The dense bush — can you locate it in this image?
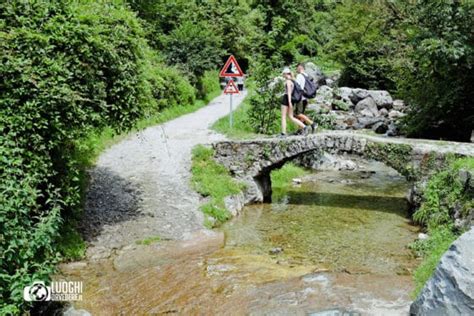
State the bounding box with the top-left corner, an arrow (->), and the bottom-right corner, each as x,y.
394,1 -> 474,141
0,1 -> 194,312
323,1 -> 473,141
246,61 -> 283,134
410,157 -> 473,295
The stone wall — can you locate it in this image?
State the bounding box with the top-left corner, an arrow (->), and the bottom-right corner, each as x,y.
213,131 -> 474,203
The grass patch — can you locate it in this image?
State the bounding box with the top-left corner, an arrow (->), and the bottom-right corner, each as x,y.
271,163 -> 309,190
191,145 -> 244,227
56,223 -> 86,261
212,91 -> 259,139
135,236 -> 161,245
59,87 -> 222,261
410,226 -> 457,296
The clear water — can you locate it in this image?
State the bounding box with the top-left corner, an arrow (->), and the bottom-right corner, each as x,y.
61,163 -> 420,315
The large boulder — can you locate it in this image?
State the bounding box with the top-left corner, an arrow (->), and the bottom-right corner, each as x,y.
334,87 -> 354,106
314,85 -> 333,106
305,62 -> 325,83
410,227 -> 474,316
356,116 -> 383,129
349,88 -> 370,104
368,90 -> 393,109
355,97 -> 379,117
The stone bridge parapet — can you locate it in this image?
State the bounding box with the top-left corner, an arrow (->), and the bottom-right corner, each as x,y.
213,131 -> 474,203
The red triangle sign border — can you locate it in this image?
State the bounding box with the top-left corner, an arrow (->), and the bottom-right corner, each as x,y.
224,79 -> 239,94
219,55 -> 244,77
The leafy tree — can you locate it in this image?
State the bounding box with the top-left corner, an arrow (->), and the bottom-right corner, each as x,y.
393,0 -> 474,141
324,1 -> 397,90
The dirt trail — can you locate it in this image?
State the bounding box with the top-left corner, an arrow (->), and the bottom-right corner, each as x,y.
80,92 -> 247,260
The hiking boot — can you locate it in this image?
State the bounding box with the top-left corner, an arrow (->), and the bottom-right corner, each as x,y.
311,122 -> 318,133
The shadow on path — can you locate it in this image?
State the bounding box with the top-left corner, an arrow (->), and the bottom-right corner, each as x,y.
79,166 -> 143,241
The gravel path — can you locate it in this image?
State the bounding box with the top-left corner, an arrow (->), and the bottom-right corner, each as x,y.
80,92 -> 247,260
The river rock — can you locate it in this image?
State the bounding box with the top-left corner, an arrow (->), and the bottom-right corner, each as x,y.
355,97 -> 379,117
372,121 -> 388,134
305,62 -> 325,83
410,227 -> 474,316
350,88 -> 370,104
379,108 -> 389,117
315,85 -> 333,106
270,247 -> 284,255
356,117 -> 383,129
368,90 -> 393,109
389,110 -> 404,119
334,87 -> 354,106
393,99 -> 406,111
386,122 -> 399,137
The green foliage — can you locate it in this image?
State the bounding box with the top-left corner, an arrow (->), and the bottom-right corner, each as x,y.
135,236 -> 161,246
212,95 -> 257,139
191,145 -> 244,226
161,20 -> 224,85
312,112 -> 336,129
0,1 -> 201,312
413,157 -> 474,227
394,1 -> 474,141
325,1 -> 396,90
271,163 -> 308,191
410,157 -> 473,296
199,70 -> 221,102
410,226 -> 457,296
246,61 -> 283,134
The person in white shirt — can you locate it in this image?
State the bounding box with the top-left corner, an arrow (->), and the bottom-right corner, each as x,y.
295,63 -> 317,133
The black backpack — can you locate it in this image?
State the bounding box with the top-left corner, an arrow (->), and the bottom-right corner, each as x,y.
302,74 -> 317,99
291,79 -> 303,103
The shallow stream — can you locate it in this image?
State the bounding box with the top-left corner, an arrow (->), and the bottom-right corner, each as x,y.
61,161 -> 420,315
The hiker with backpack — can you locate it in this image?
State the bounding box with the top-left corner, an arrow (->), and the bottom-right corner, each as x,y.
295,63 -> 318,133
280,67 -> 309,136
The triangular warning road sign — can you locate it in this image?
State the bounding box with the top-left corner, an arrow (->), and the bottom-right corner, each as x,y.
224,79 -> 239,94
219,55 -> 244,77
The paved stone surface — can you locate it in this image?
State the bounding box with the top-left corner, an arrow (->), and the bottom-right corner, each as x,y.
80,92 -> 247,260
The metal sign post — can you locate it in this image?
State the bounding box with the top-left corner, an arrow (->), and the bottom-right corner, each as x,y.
219,55 -> 244,130
223,79 -> 239,128
229,94 -> 233,128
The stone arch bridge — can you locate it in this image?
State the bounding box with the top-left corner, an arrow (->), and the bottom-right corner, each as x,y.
212,131 -> 474,203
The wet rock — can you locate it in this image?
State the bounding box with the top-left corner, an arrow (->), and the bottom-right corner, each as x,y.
355,97 -> 379,117
410,227 -> 474,316
270,247 -> 284,255
292,178 -> 302,184
64,306 -> 92,316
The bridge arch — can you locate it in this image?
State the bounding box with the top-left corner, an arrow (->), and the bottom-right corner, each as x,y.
213,131 -> 473,203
